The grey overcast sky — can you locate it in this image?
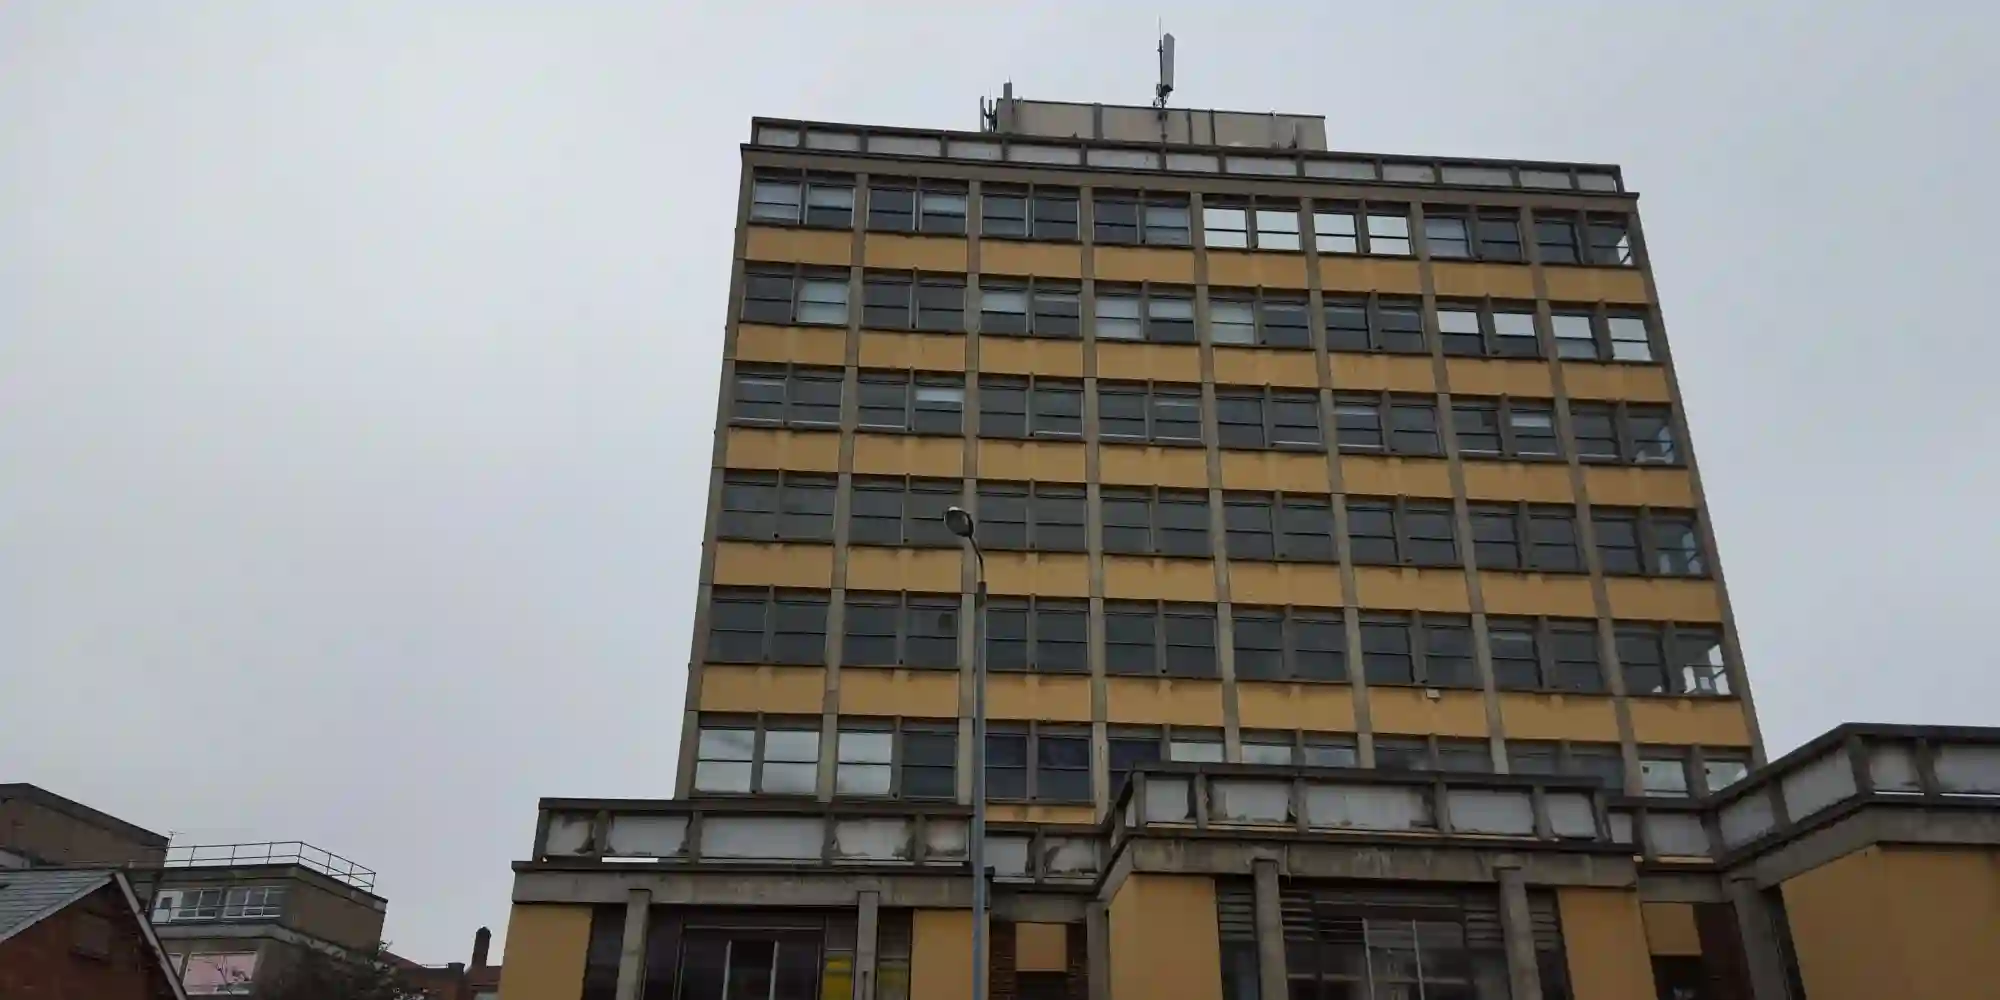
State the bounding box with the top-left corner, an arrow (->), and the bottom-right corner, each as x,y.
3,1 -> 1995,964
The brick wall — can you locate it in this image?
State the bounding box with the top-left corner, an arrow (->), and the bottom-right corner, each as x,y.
0,884 -> 177,1000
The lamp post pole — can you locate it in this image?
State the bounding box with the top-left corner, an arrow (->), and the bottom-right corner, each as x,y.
945,506 -> 988,1000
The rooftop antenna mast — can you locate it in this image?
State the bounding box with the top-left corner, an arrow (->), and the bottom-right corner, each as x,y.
1153,30 -> 1175,109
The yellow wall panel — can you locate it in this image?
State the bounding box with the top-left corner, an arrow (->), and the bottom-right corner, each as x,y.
734,324 -> 847,366
839,666 -> 959,717
1562,363 -> 1672,402
982,241 -> 1083,279
725,427 -> 841,473
1640,902 -> 1702,957
1445,358 -> 1554,398
497,903 -> 592,1000
984,552 -> 1091,598
1370,687 -> 1488,737
1431,262 -> 1535,299
1235,682 -> 1357,731
1319,256 -> 1422,294
863,234 -> 967,272
1354,567 -> 1469,611
1582,465 -> 1696,507
1479,572 -> 1597,617
744,226 -> 852,266
1330,353 -> 1435,392
1096,341 -> 1202,382
1100,444 -> 1211,488
1014,922 -> 1069,973
846,546 -> 963,592
1498,692 -> 1620,741
1106,677 -> 1226,725
1104,555 -> 1216,601
986,803 -> 1096,824
987,673 -> 1092,722
1219,450 -> 1329,492
1230,562 -> 1343,607
1461,461 -> 1573,503
1543,266 -> 1651,305
1108,875 -> 1223,1000
1783,846 -> 2000,1000
978,439 -> 1087,482
1557,888 -> 1657,1000
858,331 -> 967,371
980,336 -> 1085,377
699,665 -> 826,714
1629,698 -> 1753,747
1605,577 -> 1722,622
1095,246 -> 1195,283
1212,347 -> 1322,388
910,910 -> 974,1000
1340,456 -> 1454,498
1206,250 -> 1309,289
713,542 -> 834,588
854,433 -> 962,477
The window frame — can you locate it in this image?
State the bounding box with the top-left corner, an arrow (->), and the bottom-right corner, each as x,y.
1222,491 -> 1338,563
718,470 -> 839,543
841,591 -> 963,669
1103,600 -> 1219,678
847,476 -> 964,549
1356,611 -> 1481,688
692,715 -> 824,796
749,169 -> 857,229
706,587 -> 829,666
1333,392 -> 1442,456
1485,615 -> 1610,694
1310,200 -> 1413,256
1568,401 -> 1682,466
977,374 -> 1085,440
1466,501 -> 1583,573
1215,386 -> 1324,451
1098,381 -> 1206,446
1202,195 -> 1304,252
854,369 -> 965,435
1099,486 -> 1212,558
985,595 -> 1091,674
1092,189 -> 1192,247
1323,294 -> 1427,354
860,271 -> 966,333
1423,205 -> 1523,262
974,480 -> 1088,553
1434,299 -> 1544,359
977,277 -> 1082,339
1207,287 -> 1313,349
986,722 -> 1095,803
1229,605 -> 1349,682
740,264 -> 852,327
729,363 -> 845,429
979,183 -> 1080,242
866,177 -> 968,235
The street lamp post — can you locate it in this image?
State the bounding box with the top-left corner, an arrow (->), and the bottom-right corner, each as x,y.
944,506 -> 988,1000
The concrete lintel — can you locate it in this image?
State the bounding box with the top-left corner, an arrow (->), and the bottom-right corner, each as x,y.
1634,870 -> 1727,904
1737,803 -> 2000,888
1120,837 -> 1639,889
512,870 -> 974,909
992,891 -> 1091,924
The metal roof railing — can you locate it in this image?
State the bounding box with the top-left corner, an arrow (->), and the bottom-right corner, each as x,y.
163,841 -> 375,891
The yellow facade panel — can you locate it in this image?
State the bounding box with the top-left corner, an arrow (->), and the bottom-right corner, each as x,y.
979,336 -> 1085,377
1431,262 -> 1535,299
725,427 -> 841,473
1557,888 -> 1658,1000
1330,352 -> 1436,392
978,439 -> 1087,482
1605,577 -> 1723,622
1445,358 -> 1555,398
1582,465 -> 1696,507
984,552 -> 1091,598
1782,846 -> 2000,1000
734,323 -> 847,366
1640,902 -> 1703,957
1319,256 -> 1423,294
857,331 -> 967,371
1096,341 -> 1203,382
1543,265 -> 1651,305
1108,875 -> 1223,1000
1562,363 -> 1673,402
1498,692 -> 1621,741
1212,347 -> 1322,388
910,910 -> 974,1000
1353,566 -> 1470,611
862,233 -> 967,272
1095,246 -> 1195,283
1629,697 -> 1754,747
1230,562 -> 1343,607
1461,461 -> 1574,503
1479,572 -> 1597,618
1340,456 -> 1454,498
845,546 -> 962,593
744,225 -> 852,266
1235,682 -> 1357,731
1106,677 -> 1226,725
1205,250 -> 1310,289
1015,922 -> 1069,973
496,903 -> 593,1000
981,240 -> 1083,279
986,673 -> 1092,722
838,666 -> 959,717
854,433 -> 962,477
986,803 -> 1096,824
713,541 -> 834,588
1219,450 -> 1329,492
1104,555 -> 1216,601
1370,687 -> 1489,737
1100,444 -> 1211,488
699,665 -> 827,714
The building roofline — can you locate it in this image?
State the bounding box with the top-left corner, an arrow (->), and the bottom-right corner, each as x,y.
0,783 -> 169,849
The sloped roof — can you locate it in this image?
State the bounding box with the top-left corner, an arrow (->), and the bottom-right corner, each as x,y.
0,868 -> 113,943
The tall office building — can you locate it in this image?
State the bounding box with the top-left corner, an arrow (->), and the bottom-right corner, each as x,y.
497,95 -> 2000,1000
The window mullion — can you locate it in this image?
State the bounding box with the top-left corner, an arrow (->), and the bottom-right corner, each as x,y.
1536,617 -> 1556,690
1410,611 -> 1430,685
1153,603 -> 1168,678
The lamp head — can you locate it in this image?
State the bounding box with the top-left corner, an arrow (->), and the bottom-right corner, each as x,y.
944,506 -> 976,540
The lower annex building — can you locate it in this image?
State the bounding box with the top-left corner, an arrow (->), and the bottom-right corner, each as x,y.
494,95 -> 2000,1000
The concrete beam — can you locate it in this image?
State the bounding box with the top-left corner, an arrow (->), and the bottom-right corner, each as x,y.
1119,837 -> 1639,888
1495,863 -> 1543,1000
613,889 -> 650,1000
1251,860 -> 1286,1000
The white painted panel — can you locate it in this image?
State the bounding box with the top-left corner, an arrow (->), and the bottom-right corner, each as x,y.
1780,750 -> 1856,820
1935,744 -> 2000,794
544,814 -> 594,856
1210,779 -> 1291,825
833,818 -> 913,862
1305,784 -> 1434,831
702,817 -> 822,861
605,815 -> 688,858
1446,790 -> 1535,835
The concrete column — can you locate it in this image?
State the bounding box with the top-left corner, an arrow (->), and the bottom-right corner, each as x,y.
856,890 -> 881,1000
1085,902 -> 1110,1000
1494,863 -> 1543,1000
1252,859 -> 1288,1000
614,888 -> 652,1000
1727,876 -> 1792,1000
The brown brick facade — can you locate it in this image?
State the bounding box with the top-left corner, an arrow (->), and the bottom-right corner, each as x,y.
0,884 -> 178,1000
